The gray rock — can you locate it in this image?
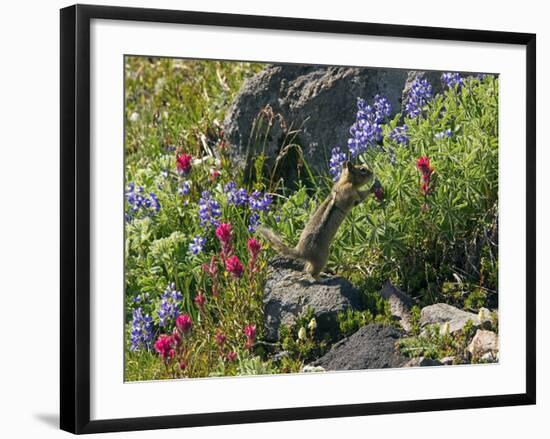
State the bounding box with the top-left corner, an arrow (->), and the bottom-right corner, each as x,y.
263,256 -> 362,341
379,281 -> 414,332
313,324 -> 408,370
477,307 -> 494,330
404,356 -> 442,367
480,352 -> 498,363
301,365 -> 326,373
420,303 -> 480,334
224,64 -> 409,180
467,329 -> 499,359
440,356 -> 455,366
271,350 -> 290,362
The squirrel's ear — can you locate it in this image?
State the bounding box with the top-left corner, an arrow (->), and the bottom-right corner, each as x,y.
345,160 -> 353,171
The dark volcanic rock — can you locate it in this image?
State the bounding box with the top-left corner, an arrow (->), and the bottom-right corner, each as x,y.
223,64 -> 409,180
404,356 -> 442,367
312,324 -> 408,370
263,256 -> 362,341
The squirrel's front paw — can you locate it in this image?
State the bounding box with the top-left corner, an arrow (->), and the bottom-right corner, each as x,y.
370,179 -> 382,192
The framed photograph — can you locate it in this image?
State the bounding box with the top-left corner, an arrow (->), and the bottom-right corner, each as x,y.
60,4 -> 536,434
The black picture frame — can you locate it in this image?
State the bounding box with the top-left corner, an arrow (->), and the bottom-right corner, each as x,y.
60,4 -> 536,434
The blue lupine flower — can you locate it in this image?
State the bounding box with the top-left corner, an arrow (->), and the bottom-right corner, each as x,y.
329,147 -> 347,181
179,180 -> 191,195
163,144 -> 177,153
248,212 -> 261,233
435,128 -> 453,140
373,95 -> 392,123
157,283 -> 182,327
441,72 -> 464,89
248,191 -> 273,212
189,235 -> 206,255
198,191 -> 221,228
130,307 -> 154,351
224,181 -> 237,192
125,183 -> 161,221
388,124 -> 409,146
245,190 -> 272,233
133,292 -> 150,304
347,95 -> 390,158
149,192 -> 161,212
224,181 -> 249,206
404,77 -> 433,118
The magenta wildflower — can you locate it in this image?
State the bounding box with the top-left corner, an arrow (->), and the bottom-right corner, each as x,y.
215,331 -> 227,347
243,324 -> 257,349
194,292 -> 206,311
176,153 -> 192,175
247,237 -> 262,272
176,313 -> 193,334
154,334 -> 176,362
216,223 -> 233,257
225,255 -> 244,279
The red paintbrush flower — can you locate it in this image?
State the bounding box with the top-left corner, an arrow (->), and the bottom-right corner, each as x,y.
243,324 -> 257,350
247,237 -> 262,272
215,331 -> 227,347
154,334 -> 176,362
176,153 -> 192,175
194,292 -> 206,311
175,313 -> 193,334
416,156 -> 430,172
225,255 -> 244,279
247,238 -> 261,259
215,223 -> 233,247
416,156 -> 434,196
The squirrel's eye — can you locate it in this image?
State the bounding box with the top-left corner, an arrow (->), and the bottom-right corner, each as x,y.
360,168 -> 368,175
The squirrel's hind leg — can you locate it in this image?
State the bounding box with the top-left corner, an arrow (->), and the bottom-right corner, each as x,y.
304,261 -> 323,282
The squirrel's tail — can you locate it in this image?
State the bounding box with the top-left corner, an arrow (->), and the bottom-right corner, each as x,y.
257,226 -> 302,259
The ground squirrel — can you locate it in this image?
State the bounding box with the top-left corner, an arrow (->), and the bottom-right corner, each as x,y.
259,161 -> 377,280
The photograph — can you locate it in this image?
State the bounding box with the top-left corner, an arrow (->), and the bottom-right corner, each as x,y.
0,0 -> 543,436
124,56 -> 499,381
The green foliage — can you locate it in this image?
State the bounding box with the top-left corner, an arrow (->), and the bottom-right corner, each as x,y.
464,287 -> 488,311
397,317 -> 479,363
277,308 -> 328,370
125,56 -> 262,160
236,354 -> 277,376
337,291 -> 396,337
397,324 -> 455,360
337,309 -> 374,337
409,305 -> 422,336
125,350 -> 166,382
